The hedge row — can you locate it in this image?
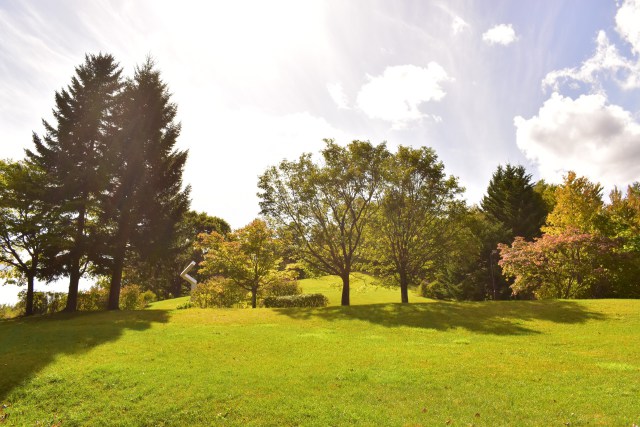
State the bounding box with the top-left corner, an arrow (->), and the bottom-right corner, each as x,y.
263,293 -> 329,308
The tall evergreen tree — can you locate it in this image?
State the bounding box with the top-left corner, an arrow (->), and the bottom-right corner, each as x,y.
105,59 -> 190,310
481,164 -> 548,241
26,53 -> 123,312
479,164 -> 548,299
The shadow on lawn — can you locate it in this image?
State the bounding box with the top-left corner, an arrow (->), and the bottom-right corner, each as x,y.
273,300 -> 605,335
0,309 -> 170,403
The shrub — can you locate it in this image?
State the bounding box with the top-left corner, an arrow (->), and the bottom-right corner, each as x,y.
0,304 -> 20,319
16,291 -> 67,315
176,301 -> 193,310
119,284 -> 153,310
190,277 -> 248,308
264,279 -> 302,297
263,293 -> 328,308
77,286 -> 108,311
418,280 -> 453,300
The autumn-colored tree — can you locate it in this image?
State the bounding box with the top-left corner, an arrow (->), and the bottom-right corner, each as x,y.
498,229 -> 618,299
602,184 -> 640,297
544,171 -> 604,235
606,184 -> 640,248
197,219 -> 289,308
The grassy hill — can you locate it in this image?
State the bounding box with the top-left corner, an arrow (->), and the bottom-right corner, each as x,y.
1,275 -> 639,426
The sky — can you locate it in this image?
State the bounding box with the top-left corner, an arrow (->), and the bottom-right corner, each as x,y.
2,0 -> 640,304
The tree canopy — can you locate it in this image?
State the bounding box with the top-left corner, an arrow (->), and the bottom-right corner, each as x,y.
258,139 -> 388,306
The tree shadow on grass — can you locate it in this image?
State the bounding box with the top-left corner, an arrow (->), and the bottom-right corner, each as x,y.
0,309 -> 170,404
273,300 -> 606,335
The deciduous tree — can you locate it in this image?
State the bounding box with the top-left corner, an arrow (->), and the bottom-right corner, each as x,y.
258,140 -> 389,306
543,171 -> 604,235
368,145 -> 462,303
197,219 -> 287,308
0,160 -> 61,315
499,230 -> 618,298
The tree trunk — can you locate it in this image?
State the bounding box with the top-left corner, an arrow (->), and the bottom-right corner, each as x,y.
65,205 -> 86,312
108,211 -> 133,310
399,270 -> 409,303
108,251 -> 125,310
340,274 -> 350,306
65,258 -> 80,312
25,274 -> 35,316
251,289 -> 257,308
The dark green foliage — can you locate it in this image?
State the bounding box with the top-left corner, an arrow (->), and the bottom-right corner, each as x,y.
0,160 -> 62,315
26,53 -> 124,312
119,212 -> 229,300
263,294 -> 329,308
479,164 -> 549,299
419,208 -> 502,301
481,164 -> 548,240
104,58 -> 190,310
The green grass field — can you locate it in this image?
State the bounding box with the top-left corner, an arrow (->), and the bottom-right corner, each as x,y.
1,275 -> 639,426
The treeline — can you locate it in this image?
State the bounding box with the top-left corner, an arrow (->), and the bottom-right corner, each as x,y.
3,54 -> 639,316
254,140 -> 640,305
0,54 -> 231,316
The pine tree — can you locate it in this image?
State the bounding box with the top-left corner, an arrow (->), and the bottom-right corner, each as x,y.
105,58 -> 190,310
26,53 -> 123,312
481,164 -> 548,241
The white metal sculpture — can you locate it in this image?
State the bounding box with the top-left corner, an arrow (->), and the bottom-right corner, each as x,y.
180,261 -> 198,291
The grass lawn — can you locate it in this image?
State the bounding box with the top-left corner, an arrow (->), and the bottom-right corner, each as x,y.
1,275 -> 639,426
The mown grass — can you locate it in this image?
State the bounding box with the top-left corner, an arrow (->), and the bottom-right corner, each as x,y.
1,275 -> 639,426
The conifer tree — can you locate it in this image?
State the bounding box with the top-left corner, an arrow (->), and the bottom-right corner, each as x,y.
26,53 -> 123,312
481,164 -> 548,241
105,59 -> 189,310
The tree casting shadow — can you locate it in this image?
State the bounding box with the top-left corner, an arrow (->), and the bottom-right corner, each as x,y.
273,300 -> 606,335
0,309 -> 170,404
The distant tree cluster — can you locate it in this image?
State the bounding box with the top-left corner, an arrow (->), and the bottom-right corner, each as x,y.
257,141 -> 639,304
0,53 -> 214,315
500,172 -> 640,299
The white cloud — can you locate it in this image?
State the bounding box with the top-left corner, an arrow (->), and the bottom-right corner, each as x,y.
326,82 -> 350,109
542,30 -> 640,92
514,92 -> 640,188
452,16 -> 469,35
355,63 -> 451,129
482,24 -> 517,46
616,0 -> 640,55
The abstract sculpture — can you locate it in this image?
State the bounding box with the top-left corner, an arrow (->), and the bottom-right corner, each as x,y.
180,261 -> 198,291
